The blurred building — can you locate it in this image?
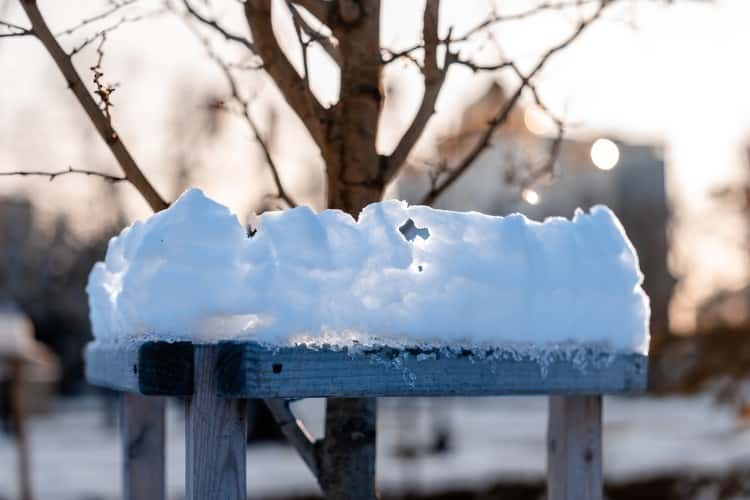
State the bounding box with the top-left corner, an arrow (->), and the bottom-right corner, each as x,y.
491,138 -> 674,337
395,84 -> 673,337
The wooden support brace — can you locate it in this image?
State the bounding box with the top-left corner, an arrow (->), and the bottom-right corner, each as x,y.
186,346 -> 247,500
547,395 -> 603,500
121,393 -> 166,500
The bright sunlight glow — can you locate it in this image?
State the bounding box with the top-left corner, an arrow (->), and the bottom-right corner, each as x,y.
590,138 -> 620,171
523,108 -> 553,136
522,188 -> 540,205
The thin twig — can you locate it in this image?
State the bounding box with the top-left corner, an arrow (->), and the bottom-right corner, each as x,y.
382,0 -> 600,66
0,167 -> 127,182
182,0 -> 257,53
68,8 -> 164,56
55,0 -> 138,37
245,0 -> 328,149
289,2 -> 311,88
453,59 -> 513,72
287,2 -> 340,65
187,24 -> 298,207
0,19 -> 31,37
20,0 -> 168,211
420,0 -> 614,205
380,46 -> 422,68
90,33 -> 116,126
384,0 -> 455,182
289,0 -> 332,24
454,0 -> 601,43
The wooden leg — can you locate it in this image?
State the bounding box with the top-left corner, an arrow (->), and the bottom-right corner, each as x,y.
186,346 -> 247,500
547,395 -> 602,500
11,360 -> 32,500
121,393 -> 166,500
318,397 -> 377,500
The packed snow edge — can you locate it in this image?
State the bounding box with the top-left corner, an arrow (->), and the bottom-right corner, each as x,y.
87,189 -> 650,354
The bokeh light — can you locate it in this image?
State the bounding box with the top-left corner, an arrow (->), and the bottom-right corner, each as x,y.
522,188 -> 540,205
590,138 -> 620,171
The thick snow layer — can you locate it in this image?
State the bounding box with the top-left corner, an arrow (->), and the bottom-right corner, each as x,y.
86,188 -> 650,352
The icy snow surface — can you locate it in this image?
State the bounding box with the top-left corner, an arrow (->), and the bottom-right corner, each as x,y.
86,189 -> 650,353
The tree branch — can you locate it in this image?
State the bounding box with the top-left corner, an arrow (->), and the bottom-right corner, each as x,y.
453,0 -> 601,43
452,58 -> 513,72
0,19 -> 31,37
67,7 -> 165,57
182,0 -> 256,53
184,20 -> 297,208
289,2 -> 311,89
19,0 -> 168,211
289,0 -> 333,25
522,79 -> 565,189
218,60 -> 298,208
245,0 -> 328,148
420,0 -> 613,205
55,0 -> 138,37
288,2 -> 341,65
384,0 -> 453,183
0,167 -> 126,182
381,0 -> 601,68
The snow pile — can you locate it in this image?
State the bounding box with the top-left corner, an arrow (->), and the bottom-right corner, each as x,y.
87,189 -> 650,353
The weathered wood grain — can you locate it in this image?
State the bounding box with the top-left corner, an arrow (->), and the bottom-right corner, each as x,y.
217,343 -> 647,398
85,342 -> 140,393
547,395 -> 603,500
121,394 -> 166,500
185,346 -> 247,500
85,341 -> 193,395
86,340 -> 647,398
318,398 -> 378,500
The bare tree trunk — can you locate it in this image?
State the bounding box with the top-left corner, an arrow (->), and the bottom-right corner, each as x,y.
315,3 -> 383,498
317,398 -> 377,500
324,0 -> 384,214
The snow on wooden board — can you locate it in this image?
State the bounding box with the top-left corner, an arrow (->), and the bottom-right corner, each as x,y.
84,341 -> 647,396
86,189 -> 649,353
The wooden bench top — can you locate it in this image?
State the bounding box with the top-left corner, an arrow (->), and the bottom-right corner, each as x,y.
85,340 -> 647,397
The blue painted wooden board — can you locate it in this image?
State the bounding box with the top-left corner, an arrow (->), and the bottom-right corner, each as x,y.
84,341 -> 647,397
85,341 -> 194,395
217,342 -> 647,398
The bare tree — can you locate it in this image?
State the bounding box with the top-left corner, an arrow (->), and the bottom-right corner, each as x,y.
1,0 -> 619,497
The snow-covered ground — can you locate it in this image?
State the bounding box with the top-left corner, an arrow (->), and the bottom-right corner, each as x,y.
0,394 -> 748,499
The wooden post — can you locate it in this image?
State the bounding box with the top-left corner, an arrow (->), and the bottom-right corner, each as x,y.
186,346 -> 247,500
121,393 -> 166,500
547,395 -> 603,500
11,359 -> 32,500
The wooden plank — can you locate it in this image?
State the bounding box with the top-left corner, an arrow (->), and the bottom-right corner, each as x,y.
10,359 -> 32,500
121,394 -> 166,500
547,395 -> 603,500
185,346 -> 247,500
86,342 -> 140,393
85,341 -> 194,395
218,342 -> 647,398
86,340 -> 647,398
